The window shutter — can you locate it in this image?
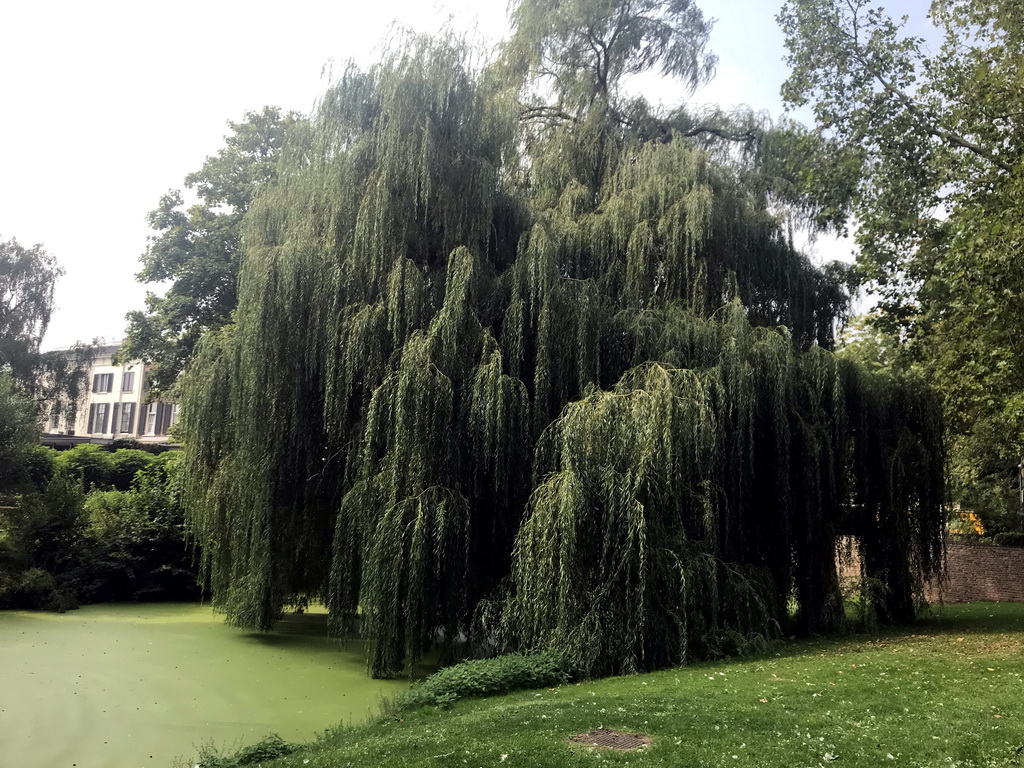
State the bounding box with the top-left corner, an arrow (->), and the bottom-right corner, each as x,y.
101,404 -> 110,434
88,404 -> 97,433
136,403 -> 146,435
161,403 -> 174,435
112,403 -> 120,434
92,375 -> 99,393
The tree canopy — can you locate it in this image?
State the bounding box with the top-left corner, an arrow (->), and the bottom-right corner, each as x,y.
120,107 -> 302,393
504,0 -> 717,119
781,0 -> 1024,531
180,2 -> 946,678
0,237 -> 92,421
0,374 -> 37,493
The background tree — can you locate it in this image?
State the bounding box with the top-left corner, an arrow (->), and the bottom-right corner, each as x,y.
503,0 -> 716,119
780,0 -> 1024,532
0,237 -> 93,422
181,5 -> 946,678
0,375 -> 37,493
120,107 -> 303,392
0,238 -> 58,380
505,0 -> 861,250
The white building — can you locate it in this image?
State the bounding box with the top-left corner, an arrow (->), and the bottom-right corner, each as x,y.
43,343 -> 177,447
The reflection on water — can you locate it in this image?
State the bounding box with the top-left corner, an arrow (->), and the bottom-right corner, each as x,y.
0,603 -> 406,768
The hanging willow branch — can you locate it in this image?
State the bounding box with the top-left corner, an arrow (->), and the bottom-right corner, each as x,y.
180,24 -> 945,678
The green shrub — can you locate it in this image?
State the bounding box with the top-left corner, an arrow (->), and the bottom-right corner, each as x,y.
110,437 -> 174,455
24,446 -> 57,491
78,485 -> 199,603
0,567 -> 78,612
7,471 -> 87,573
0,564 -> 80,612
192,734 -> 296,767
4,567 -> 57,609
397,651 -> 572,710
108,449 -> 155,491
109,437 -> 143,451
0,460 -> 199,609
84,490 -> 148,541
992,531 -> 1024,548
55,444 -> 112,490
145,449 -> 183,485
0,471 -> 86,609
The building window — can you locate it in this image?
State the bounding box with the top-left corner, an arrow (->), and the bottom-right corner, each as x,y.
118,403 -> 135,434
145,403 -> 158,436
48,412 -> 60,432
93,373 -> 113,393
169,403 -> 179,429
90,403 -> 110,434
121,371 -> 135,392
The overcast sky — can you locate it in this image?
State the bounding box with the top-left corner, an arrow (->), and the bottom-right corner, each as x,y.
0,0 -> 929,350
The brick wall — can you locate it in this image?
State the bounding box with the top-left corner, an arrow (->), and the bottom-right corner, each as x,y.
836,538 -> 1023,604
924,541 -> 1024,603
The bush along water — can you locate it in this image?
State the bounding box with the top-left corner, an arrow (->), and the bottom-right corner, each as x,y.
0,448 -> 200,610
190,735 -> 296,767
396,651 -> 573,710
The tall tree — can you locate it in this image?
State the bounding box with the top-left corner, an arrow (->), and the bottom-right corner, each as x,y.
120,107 -> 303,392
0,374 -> 37,493
780,0 -> 1024,531
1,238 -> 60,385
0,237 -> 92,422
503,0 -> 716,118
181,6 -> 945,678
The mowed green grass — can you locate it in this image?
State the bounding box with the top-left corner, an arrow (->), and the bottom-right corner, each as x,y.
198,603 -> 1024,768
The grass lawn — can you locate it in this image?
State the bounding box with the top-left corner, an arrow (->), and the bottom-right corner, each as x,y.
191,603 -> 1024,768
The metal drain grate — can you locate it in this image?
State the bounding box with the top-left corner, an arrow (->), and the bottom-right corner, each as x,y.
570,728 -> 651,750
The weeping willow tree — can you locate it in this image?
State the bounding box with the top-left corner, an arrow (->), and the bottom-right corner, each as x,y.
180,0 -> 944,679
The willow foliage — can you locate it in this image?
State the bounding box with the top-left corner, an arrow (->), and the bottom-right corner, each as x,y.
180,10 -> 944,678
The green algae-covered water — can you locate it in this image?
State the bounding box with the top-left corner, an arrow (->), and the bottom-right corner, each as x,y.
0,603 -> 407,768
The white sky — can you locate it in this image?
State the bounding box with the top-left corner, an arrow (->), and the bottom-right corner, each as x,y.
0,0 -> 930,350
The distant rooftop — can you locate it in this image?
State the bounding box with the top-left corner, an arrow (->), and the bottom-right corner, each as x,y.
43,341 -> 122,356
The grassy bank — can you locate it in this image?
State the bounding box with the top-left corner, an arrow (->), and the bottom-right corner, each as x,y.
189,603 -> 1024,768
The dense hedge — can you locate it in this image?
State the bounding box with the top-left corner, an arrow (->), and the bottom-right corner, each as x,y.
992,532 -> 1024,548
397,651 -> 572,710
0,449 -> 199,610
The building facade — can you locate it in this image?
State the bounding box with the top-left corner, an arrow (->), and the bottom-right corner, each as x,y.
42,343 -> 177,447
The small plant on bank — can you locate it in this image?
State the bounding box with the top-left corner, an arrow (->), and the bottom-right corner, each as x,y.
191,734 -> 295,767
396,650 -> 572,710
